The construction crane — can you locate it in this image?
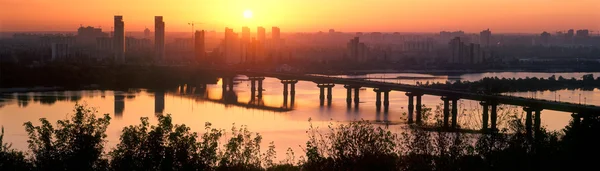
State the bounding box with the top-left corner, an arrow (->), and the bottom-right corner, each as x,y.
188,22 -> 203,39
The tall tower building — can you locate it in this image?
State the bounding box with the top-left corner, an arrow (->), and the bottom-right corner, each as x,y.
113,15 -> 125,62
257,27 -> 266,44
449,37 -> 462,64
479,29 -> 491,47
154,16 -> 165,60
223,27 -> 241,64
272,27 -> 280,42
241,26 -> 251,43
194,30 -> 205,62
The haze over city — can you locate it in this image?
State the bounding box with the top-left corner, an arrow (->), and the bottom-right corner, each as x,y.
2,0 -> 600,33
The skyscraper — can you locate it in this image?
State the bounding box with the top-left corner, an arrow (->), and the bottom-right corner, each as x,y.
223,27 -> 241,64
256,27 -> 266,62
449,37 -> 462,64
113,16 -> 125,62
241,26 -> 251,43
480,29 -> 491,47
194,30 -> 205,62
257,27 -> 266,44
272,27 -> 280,42
155,16 -> 165,60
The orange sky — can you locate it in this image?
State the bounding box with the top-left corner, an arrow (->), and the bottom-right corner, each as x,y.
1,0 -> 599,33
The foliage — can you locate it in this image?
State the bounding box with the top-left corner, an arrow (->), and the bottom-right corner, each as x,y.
23,103 -> 111,171
1,127 -> 32,170
1,104 -> 600,170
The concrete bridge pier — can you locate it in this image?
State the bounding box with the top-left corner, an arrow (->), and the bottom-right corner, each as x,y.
406,93 -> 414,124
327,85 -> 334,105
481,102 -> 490,131
290,81 -> 297,108
490,102 -> 498,131
374,89 -> 382,111
451,98 -> 458,128
280,80 -> 297,108
354,87 -> 360,108
250,79 -> 256,95
523,107 -> 535,139
248,77 -> 265,98
406,92 -> 423,124
257,78 -> 264,98
282,82 -> 289,107
383,90 -> 391,112
534,109 -> 543,140
415,93 -> 424,124
374,88 -> 391,112
441,97 -> 450,128
221,77 -> 233,92
344,85 -> 353,108
317,83 -> 335,106
318,85 -> 325,106
228,77 -> 234,92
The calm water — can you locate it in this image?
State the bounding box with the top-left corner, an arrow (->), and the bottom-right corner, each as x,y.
1,72 -> 598,159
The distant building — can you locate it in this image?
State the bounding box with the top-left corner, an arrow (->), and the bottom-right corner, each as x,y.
271,27 -> 281,51
272,27 -> 280,42
241,26 -> 251,43
404,39 -> 434,52
257,27 -> 266,44
540,31 -> 551,46
346,37 -> 368,62
576,29 -> 589,37
126,37 -> 152,52
113,16 -> 125,62
144,28 -> 151,39
449,37 -> 462,63
448,37 -> 483,64
480,29 -> 492,47
77,26 -> 107,44
155,16 -> 165,60
51,43 -> 69,61
223,27 -> 241,64
567,29 -> 575,38
194,30 -> 205,62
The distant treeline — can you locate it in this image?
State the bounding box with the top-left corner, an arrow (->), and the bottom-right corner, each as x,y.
424,74 -> 600,94
1,104 -> 600,170
0,63 -> 219,89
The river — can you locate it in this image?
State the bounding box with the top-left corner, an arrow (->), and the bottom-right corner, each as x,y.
1,72 -> 598,160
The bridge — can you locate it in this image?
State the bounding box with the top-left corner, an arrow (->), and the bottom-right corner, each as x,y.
206,68 -> 600,137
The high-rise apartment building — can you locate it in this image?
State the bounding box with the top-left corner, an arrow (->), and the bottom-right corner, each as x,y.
194,30 -> 205,62
480,29 -> 491,47
257,27 -> 266,44
155,16 -> 165,60
113,16 -> 125,62
242,26 -> 251,43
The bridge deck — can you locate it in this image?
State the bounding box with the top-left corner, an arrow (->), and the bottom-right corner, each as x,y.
215,69 -> 600,114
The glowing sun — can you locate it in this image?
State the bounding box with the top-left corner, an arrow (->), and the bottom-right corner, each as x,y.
243,10 -> 253,19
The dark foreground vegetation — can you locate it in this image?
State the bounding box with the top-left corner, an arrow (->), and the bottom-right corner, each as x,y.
425,74 -> 600,94
2,104 -> 600,170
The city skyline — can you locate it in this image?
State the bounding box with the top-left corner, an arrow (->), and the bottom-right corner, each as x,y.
1,0 -> 599,33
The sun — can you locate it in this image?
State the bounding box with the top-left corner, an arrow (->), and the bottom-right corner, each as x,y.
243,9 -> 253,19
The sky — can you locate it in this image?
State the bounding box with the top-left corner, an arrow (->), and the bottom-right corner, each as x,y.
1,0 -> 599,33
